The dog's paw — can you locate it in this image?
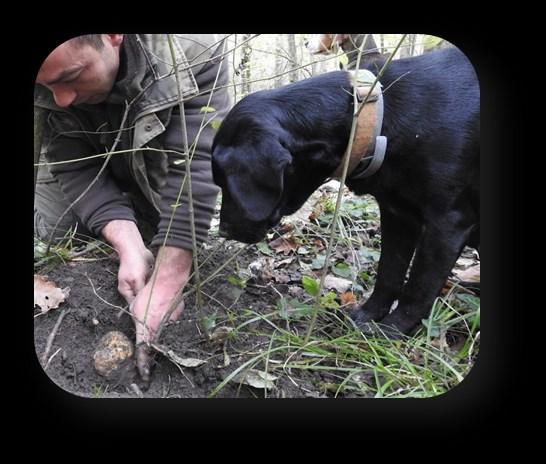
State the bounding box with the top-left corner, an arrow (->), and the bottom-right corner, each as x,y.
360,321 -> 406,339
346,305 -> 377,326
346,304 -> 390,326
348,308 -> 422,339
374,311 -> 420,337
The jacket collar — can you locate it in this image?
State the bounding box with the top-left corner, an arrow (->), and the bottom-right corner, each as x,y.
34,34 -> 200,117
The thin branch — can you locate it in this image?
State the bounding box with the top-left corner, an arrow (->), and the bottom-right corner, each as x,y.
168,33 -> 203,319
304,35 -> 407,344
85,273 -> 128,314
34,146 -> 186,167
41,308 -> 69,365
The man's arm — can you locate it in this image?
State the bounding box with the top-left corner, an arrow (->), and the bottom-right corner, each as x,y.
42,110 -> 137,236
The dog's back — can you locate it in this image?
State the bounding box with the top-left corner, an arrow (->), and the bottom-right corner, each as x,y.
349,47 -> 479,237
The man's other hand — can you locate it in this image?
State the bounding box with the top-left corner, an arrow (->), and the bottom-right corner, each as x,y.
130,246 -> 192,382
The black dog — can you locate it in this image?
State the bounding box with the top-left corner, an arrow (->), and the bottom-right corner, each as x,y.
211,46 -> 479,336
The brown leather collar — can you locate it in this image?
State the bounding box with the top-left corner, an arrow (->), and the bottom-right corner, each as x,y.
332,70 -> 387,180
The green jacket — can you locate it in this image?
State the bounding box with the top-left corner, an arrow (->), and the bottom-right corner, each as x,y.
34,34 -> 231,250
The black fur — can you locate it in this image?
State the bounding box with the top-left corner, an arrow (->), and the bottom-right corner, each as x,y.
212,47 -> 479,336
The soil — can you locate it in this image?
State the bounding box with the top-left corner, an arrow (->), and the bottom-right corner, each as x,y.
34,238 -> 318,398
34,192 -> 480,399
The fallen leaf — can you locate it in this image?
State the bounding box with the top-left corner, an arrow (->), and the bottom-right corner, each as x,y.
256,241 -> 274,256
34,275 -> 70,313
273,272 -> 291,284
313,238 -> 325,251
333,262 -> 352,278
152,344 -> 207,368
455,257 -> 476,268
273,257 -> 295,268
167,355 -> 206,368
323,275 -> 352,293
233,369 -> 278,390
269,235 -> 298,255
340,291 -> 357,305
277,222 -> 294,234
453,264 -> 480,283
311,255 -> 326,270
308,201 -> 325,221
209,326 -> 234,345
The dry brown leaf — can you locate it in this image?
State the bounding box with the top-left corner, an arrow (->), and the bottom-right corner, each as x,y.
269,236 -> 298,255
340,291 -> 357,306
34,275 -> 70,313
308,202 -> 325,221
278,223 -> 294,234
313,238 -> 325,250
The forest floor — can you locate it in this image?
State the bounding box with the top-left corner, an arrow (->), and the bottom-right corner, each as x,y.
34,183 -> 480,398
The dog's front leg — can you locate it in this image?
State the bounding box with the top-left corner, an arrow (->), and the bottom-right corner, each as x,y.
351,205 -> 420,326
376,216 -> 475,336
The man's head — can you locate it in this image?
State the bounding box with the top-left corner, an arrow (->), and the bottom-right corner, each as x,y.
36,34 -> 124,107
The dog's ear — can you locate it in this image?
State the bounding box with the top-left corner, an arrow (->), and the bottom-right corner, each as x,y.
225,143 -> 292,222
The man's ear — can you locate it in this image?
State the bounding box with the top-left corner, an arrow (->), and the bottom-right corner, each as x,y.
225,143 -> 292,222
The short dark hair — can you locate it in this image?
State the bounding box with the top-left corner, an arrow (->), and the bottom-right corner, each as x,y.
71,34 -> 104,50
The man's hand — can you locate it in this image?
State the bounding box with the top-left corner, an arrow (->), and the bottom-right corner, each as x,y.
130,246 -> 193,382
101,220 -> 154,304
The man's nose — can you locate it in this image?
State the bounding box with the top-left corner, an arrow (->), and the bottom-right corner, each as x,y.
52,87 -> 77,107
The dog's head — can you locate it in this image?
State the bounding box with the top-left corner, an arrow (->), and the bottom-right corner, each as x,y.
212,73 -> 354,244
212,135 -> 294,243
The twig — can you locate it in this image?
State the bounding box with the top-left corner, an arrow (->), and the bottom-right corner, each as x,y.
151,343 -> 195,387
41,308 -> 69,365
304,35 -> 407,344
84,273 -> 129,316
44,347 -> 62,370
168,33 -> 204,319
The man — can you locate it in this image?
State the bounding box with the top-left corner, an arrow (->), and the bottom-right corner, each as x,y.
34,34 -> 231,382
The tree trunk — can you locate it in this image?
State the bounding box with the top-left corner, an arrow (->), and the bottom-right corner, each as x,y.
287,34 -> 298,83
274,34 -> 285,88
399,34 -> 417,58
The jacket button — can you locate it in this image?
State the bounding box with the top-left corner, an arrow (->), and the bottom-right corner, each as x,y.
144,124 -> 153,131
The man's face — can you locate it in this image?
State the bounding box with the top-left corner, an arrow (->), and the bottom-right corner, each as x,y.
36,34 -> 124,107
